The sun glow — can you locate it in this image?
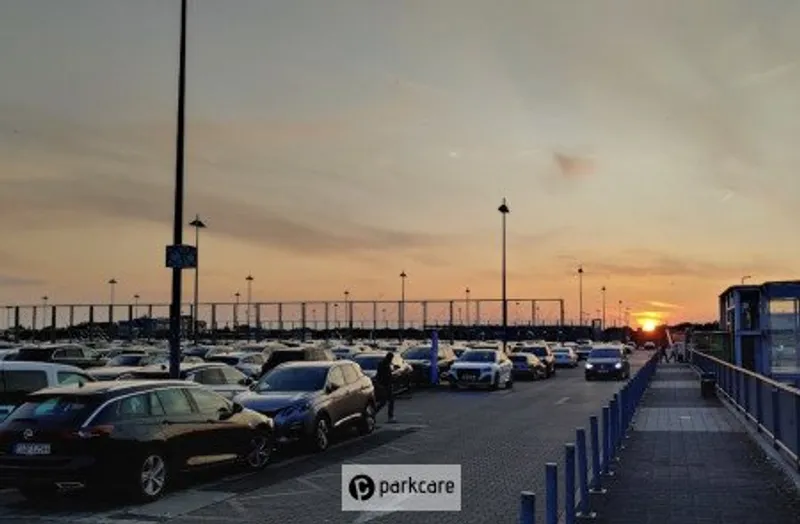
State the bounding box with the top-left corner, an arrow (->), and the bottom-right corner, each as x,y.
642,319 -> 657,332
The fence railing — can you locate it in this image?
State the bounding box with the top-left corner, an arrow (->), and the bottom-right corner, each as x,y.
688,349 -> 800,470
519,351 -> 660,523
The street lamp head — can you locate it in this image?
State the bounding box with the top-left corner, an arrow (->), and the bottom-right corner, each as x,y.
108,278 -> 117,285
245,275 -> 254,282
234,292 -> 240,297
601,286 -> 606,292
577,267 -> 583,275
466,287 -> 470,294
498,198 -> 510,214
42,296 -> 48,301
134,294 -> 140,299
400,271 -> 407,279
344,290 -> 349,296
189,216 -> 206,229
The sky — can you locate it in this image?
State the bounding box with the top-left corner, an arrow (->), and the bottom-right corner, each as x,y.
2,0 -> 800,327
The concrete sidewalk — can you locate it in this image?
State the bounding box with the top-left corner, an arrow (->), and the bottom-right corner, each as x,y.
589,363 -> 800,524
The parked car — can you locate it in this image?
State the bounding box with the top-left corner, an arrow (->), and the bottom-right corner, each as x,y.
509,353 -> 547,380
234,361 -> 375,452
0,361 -> 95,421
512,344 -> 556,377
14,345 -> 106,369
552,346 -> 579,368
401,345 -> 457,385
447,349 -> 513,390
0,381 -> 274,502
575,339 -> 594,360
585,347 -> 630,381
351,351 -> 413,395
87,352 -> 168,381
118,362 -> 253,399
206,352 -> 265,378
260,347 -> 335,377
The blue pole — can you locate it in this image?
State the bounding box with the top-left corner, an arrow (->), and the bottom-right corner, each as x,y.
565,444 -> 576,524
613,392 -> 622,447
430,330 -> 439,385
609,397 -> 618,453
519,491 -> 536,524
576,428 -> 589,515
545,462 -> 558,524
589,415 -> 602,489
601,406 -> 611,475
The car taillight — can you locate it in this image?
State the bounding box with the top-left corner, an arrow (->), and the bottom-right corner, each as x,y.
73,425 -> 114,439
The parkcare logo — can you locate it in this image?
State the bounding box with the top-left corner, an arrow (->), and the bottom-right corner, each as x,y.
342,465 -> 461,512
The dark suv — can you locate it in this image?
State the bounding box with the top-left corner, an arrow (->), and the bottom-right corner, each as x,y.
0,381 -> 274,502
235,361 -> 375,452
260,347 -> 335,377
585,347 -> 630,381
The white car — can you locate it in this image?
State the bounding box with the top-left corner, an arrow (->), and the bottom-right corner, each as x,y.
447,349 -> 513,390
0,361 -> 95,421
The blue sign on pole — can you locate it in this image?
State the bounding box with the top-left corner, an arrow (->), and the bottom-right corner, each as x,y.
430,330 -> 439,385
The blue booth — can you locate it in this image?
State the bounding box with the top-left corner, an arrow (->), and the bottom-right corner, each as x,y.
719,280 -> 800,384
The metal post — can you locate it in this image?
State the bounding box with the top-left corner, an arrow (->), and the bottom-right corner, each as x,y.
449,300 -> 455,344
589,416 -> 604,491
68,305 -> 74,329
255,303 -> 261,340
602,406 -> 612,476
372,301 -> 378,334
545,462 -> 558,524
499,198 -> 509,352
210,304 -> 217,341
168,0 -> 188,379
565,443 -> 576,524
278,303 -> 284,332
300,302 -> 307,340
578,266 -> 583,326
519,491 -> 536,524
576,428 -> 590,516
399,271 -> 407,342
422,301 -> 428,328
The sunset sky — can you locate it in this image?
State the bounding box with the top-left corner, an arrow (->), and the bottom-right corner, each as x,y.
2,0 -> 800,326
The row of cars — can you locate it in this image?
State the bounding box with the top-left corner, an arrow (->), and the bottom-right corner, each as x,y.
0,338 -> 633,505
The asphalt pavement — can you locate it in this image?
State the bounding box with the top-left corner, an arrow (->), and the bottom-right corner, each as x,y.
0,352 -> 653,524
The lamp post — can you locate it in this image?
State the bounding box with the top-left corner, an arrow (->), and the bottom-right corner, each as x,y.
334,303 -> 339,328
577,266 -> 583,325
601,286 -> 606,330
108,279 -> 117,306
234,292 -> 240,328
311,308 -> 317,330
245,275 -> 254,327
381,308 -> 387,329
168,0 -> 189,378
399,271 -> 407,342
189,215 -> 206,343
344,290 -> 350,326
465,287 -> 471,326
41,296 -> 48,332
134,294 -> 140,319
498,198 -> 510,352
617,300 -> 622,328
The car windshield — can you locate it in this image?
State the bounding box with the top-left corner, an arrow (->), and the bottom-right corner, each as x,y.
255,366 -> 328,392
528,347 -> 548,356
459,351 -> 496,362
207,356 -> 240,366
106,354 -> 144,366
6,394 -> 99,425
353,356 -> 383,370
590,349 -> 621,359
402,348 -> 431,360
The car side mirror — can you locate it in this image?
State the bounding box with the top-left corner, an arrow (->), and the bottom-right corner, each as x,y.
240,377 -> 253,386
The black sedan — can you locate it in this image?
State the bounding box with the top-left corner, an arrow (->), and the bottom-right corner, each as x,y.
400,346 -> 457,385
510,353 -> 547,380
351,351 -> 413,395
0,381 -> 274,502
584,347 -> 631,381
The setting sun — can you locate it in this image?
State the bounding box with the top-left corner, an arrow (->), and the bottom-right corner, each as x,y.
642,319 -> 658,332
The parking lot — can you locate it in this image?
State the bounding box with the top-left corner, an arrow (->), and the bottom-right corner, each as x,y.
0,352 -> 652,524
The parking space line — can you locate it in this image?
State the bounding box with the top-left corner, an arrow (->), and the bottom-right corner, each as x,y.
555,396 -> 570,405
294,477 -> 325,491
351,510 -> 399,523
384,445 -> 414,454
235,489 -> 318,502
303,472 -> 340,480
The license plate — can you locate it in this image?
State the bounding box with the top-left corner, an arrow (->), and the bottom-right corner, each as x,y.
461,375 -> 476,381
597,369 -> 608,373
14,443 -> 51,456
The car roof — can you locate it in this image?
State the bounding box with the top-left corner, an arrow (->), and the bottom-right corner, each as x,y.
277,361 -> 338,369
0,361 -> 86,373
30,379 -> 195,397
207,352 -> 250,358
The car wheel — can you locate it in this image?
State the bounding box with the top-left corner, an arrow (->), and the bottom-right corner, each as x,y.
245,431 -> 273,470
311,415 -> 331,452
18,484 -> 58,502
358,403 -> 376,435
132,452 -> 168,502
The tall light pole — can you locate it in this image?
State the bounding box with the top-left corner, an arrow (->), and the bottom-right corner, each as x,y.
577,266 -> 584,326
134,294 -> 140,318
617,300 -> 623,328
465,287 -> 471,326
334,303 -> 339,327
399,271 -> 407,342
601,286 -> 607,329
498,198 -> 510,352
41,296 -> 48,331
189,215 -> 206,343
233,292 -> 240,328
108,279 -> 117,306
344,290 -> 350,326
168,0 -> 189,378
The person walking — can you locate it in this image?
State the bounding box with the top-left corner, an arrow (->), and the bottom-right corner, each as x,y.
375,352 -> 396,423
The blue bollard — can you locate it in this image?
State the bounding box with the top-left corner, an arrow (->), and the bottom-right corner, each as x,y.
772,387 -> 781,448
601,405 -> 612,475
614,393 -> 623,447
545,462 -> 558,524
589,416 -> 603,490
519,491 -> 536,524
576,428 -> 590,514
609,397 -> 618,453
565,444 -> 576,524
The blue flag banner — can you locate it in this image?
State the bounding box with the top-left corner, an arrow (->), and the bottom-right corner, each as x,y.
430,330 -> 439,385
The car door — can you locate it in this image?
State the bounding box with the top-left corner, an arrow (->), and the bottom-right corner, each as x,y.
190,368 -> 228,396
185,387 -> 244,464
339,364 -> 364,419
324,367 -> 349,427
153,387 -> 204,470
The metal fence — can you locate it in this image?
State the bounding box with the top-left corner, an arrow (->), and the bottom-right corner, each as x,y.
689,349 -> 800,469
1,297 -> 567,340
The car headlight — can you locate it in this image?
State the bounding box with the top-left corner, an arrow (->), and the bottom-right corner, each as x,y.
615,363 -> 623,369
585,363 -> 593,369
